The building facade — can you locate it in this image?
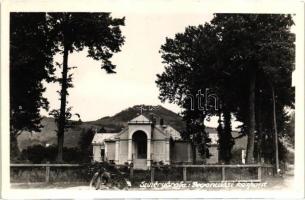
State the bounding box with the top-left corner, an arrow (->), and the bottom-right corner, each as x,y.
92,115 -> 220,169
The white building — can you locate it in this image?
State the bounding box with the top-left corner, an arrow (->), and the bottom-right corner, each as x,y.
92,115 -> 219,169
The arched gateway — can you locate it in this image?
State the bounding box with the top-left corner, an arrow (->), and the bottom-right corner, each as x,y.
132,131 -> 147,159
132,130 -> 148,169
127,115 -> 153,169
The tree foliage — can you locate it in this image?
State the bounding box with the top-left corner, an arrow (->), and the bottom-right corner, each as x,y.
10,13 -> 125,162
157,24 -> 217,162
47,13 -> 125,73
211,14 -> 295,163
156,14 -> 295,164
10,13 -> 56,160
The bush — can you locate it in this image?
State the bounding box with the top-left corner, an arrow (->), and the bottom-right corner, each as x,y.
20,145 -> 84,163
154,165 -> 183,181
63,147 -> 81,163
132,170 -> 150,185
20,145 -> 57,163
78,128 -> 95,163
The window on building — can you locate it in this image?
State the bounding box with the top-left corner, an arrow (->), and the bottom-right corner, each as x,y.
101,149 -> 105,161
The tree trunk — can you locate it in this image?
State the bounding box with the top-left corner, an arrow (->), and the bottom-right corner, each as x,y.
200,115 -> 207,164
246,68 -> 256,164
57,43 -> 69,162
256,92 -> 263,163
271,84 -> 280,174
217,110 -> 223,163
223,108 -> 233,163
192,141 -> 197,164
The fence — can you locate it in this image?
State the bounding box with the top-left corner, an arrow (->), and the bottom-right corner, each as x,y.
148,164 -> 274,183
10,163 -> 88,183
11,163 -> 274,184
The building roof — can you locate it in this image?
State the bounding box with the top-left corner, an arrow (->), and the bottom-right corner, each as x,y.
91,117 -> 242,147
91,124 -> 183,144
155,125 -> 182,140
91,133 -> 117,145
91,123 -> 239,145
128,114 -> 152,124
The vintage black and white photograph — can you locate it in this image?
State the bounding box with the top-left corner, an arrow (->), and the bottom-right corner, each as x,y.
1,0 -> 304,199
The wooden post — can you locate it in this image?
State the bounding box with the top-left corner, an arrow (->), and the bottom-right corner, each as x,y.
258,166 -> 262,182
221,166 -> 225,181
45,162 -> 50,183
151,167 -> 155,182
183,167 -> 187,182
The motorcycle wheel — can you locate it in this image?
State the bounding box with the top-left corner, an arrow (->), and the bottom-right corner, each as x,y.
95,176 -> 101,190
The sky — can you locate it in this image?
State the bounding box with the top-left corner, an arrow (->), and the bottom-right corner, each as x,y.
40,12 -> 296,129
41,13 -> 214,119
40,12 -> 254,129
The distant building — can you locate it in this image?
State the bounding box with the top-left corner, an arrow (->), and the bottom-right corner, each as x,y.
91,114 -> 246,169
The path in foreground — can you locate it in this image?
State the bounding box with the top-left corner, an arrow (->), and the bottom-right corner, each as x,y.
10,175 -> 294,191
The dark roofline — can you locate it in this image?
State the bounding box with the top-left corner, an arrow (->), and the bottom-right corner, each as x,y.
128,121 -> 152,125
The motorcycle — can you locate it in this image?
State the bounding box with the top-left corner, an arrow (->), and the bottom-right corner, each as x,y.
89,162 -> 131,190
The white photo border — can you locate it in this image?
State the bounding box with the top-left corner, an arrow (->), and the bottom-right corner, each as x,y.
1,0 -> 304,198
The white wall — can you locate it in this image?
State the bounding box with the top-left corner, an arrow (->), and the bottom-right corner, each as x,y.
106,142 -> 115,161
118,140 -> 128,164
92,145 -> 102,162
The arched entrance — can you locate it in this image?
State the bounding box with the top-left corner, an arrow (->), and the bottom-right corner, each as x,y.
132,131 -> 147,169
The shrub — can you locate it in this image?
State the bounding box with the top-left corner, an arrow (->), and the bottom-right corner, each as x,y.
20,145 -> 84,163
21,144 -> 57,163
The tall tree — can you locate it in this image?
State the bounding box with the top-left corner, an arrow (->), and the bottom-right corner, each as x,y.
211,14 -> 295,163
156,24 -> 217,162
157,14 -> 294,165
46,13 -> 125,162
10,13 -> 55,160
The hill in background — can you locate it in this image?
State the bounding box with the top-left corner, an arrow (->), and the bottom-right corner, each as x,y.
17,105 -> 185,150
87,105 -> 185,132
17,117 -> 101,151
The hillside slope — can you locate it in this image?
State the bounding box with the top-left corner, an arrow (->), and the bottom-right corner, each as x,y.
17,105 -> 185,150
17,117 -> 102,150
87,105 -> 185,132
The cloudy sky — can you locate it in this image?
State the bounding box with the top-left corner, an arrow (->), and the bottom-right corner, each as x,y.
41,12 -> 215,121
